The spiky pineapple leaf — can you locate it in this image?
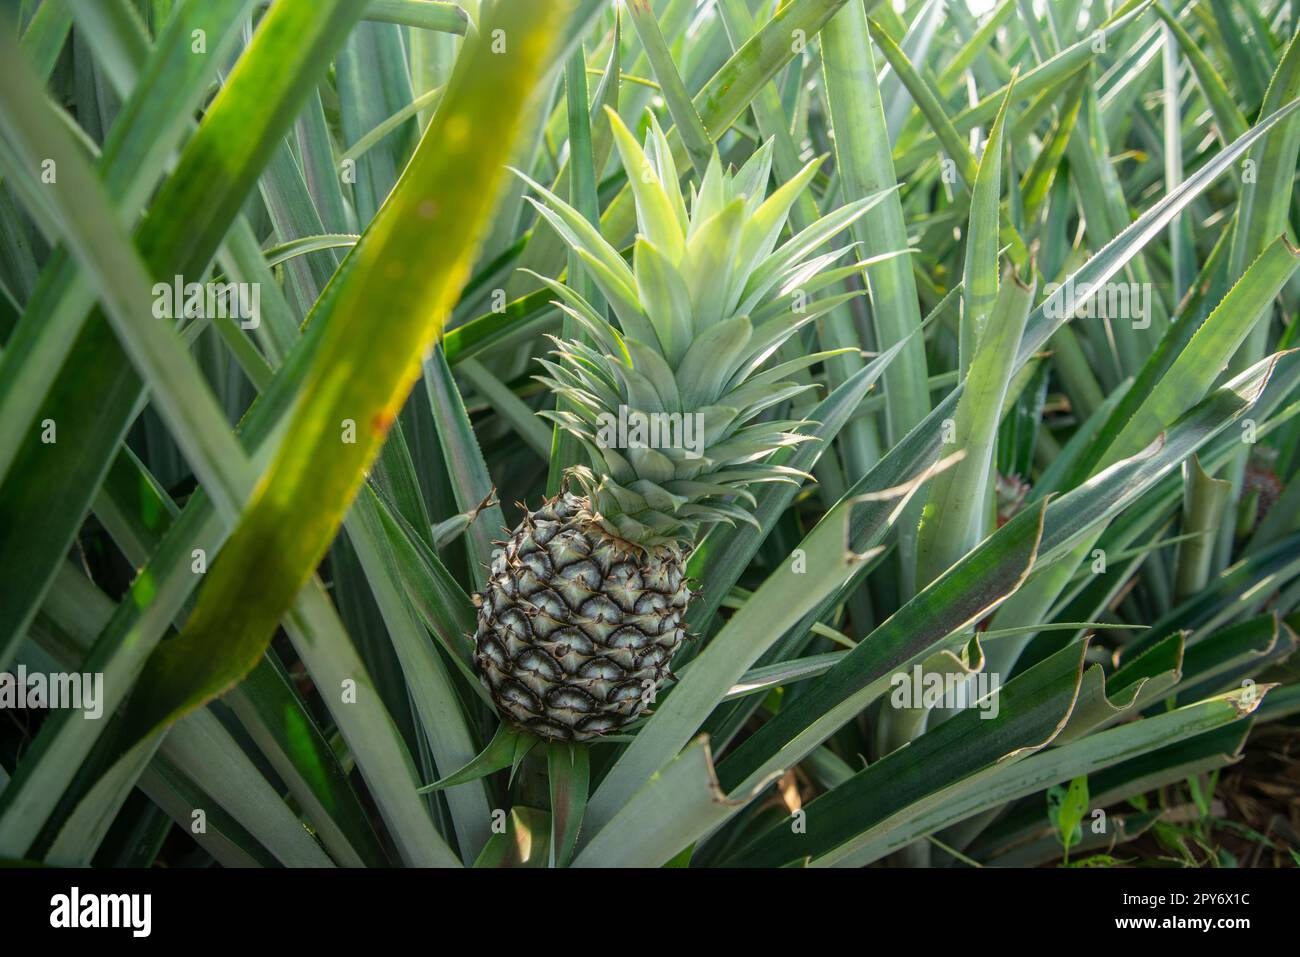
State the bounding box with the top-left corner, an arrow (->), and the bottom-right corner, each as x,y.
108,0 -> 570,783
418,723 -> 540,793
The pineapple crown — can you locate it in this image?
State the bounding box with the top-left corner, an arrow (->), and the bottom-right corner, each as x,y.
515,107 -> 878,548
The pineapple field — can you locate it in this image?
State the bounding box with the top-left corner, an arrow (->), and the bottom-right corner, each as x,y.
0,0 -> 1299,879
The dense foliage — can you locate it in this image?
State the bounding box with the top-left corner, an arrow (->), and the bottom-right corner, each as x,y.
0,0 -> 1297,868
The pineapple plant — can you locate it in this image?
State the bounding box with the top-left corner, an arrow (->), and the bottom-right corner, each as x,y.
474,111 -> 868,740
0,0 -> 1297,878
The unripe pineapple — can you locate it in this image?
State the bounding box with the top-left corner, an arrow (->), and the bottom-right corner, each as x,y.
475,492 -> 690,739
473,108 -> 876,740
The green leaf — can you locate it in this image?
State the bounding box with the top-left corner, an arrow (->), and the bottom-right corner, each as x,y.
719,498 -> 1047,800
1047,776 -> 1089,858
1153,2 -> 1247,144
893,3 -> 1153,175
727,352 -> 1283,800
821,0 -> 930,590
1175,615 -> 1292,705
915,267 -> 1035,588
472,807 -> 551,868
345,489 -> 493,861
8,562 -> 349,866
457,357 -> 552,458
624,0 -> 711,177
818,686 -> 1264,867
19,0 -> 73,83
1174,454 -> 1233,600
2,0 -> 250,447
548,34 -> 617,493
424,347 -> 509,589
547,742 -> 590,868
687,335 -> 916,630
418,723 -> 539,792
974,722 -> 1251,865
511,0 -> 859,298
112,0 -> 569,789
363,0 -> 468,34
959,83 -> 1014,373
0,20 -> 254,522
1104,236 -> 1299,469
865,16 -> 1030,268
731,638 -> 1091,866
584,453 -> 961,841
573,737 -> 774,868
0,0 -> 373,668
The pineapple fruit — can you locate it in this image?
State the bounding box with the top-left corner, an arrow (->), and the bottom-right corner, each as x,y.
472,109 -> 873,740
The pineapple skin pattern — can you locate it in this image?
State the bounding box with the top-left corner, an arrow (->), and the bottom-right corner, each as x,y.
474,493 -> 689,740
473,107 -> 880,740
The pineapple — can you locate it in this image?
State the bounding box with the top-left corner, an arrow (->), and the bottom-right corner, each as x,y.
473,109 -> 874,740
